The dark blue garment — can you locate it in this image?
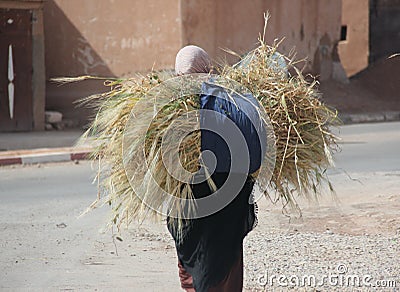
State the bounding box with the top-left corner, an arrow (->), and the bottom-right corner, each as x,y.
199,81 -> 266,174
167,173 -> 256,292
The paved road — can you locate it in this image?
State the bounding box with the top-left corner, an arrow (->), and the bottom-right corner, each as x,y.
0,161 -> 181,291
332,121 -> 400,173
0,122 -> 399,291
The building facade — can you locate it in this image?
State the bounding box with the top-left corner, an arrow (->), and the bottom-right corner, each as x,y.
44,0 -> 345,124
40,0 -> 400,126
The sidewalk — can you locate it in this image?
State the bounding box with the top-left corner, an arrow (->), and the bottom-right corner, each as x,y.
0,130 -> 92,166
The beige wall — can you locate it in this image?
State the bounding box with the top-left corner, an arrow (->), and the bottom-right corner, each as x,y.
45,0 -> 343,78
181,0 -> 342,78
338,0 -> 369,77
44,0 -> 343,124
44,0 -> 182,124
44,0 -> 181,78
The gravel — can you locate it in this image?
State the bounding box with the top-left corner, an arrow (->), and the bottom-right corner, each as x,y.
128,223 -> 399,291
243,230 -> 399,291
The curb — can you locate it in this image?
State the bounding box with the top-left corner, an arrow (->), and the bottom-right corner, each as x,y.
0,147 -> 92,166
339,111 -> 400,124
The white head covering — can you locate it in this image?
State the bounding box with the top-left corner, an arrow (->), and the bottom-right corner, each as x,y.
175,45 -> 211,75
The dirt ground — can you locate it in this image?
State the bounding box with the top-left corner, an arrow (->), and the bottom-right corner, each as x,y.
320,56 -> 400,114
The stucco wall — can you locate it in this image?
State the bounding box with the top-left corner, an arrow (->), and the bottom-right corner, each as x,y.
44,0 -> 181,78
45,0 -> 342,78
44,0 -> 342,125
338,0 -> 369,77
181,0 -> 342,78
44,0 -> 182,125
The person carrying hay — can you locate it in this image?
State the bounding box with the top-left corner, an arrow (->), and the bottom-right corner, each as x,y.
167,45 -> 267,292
77,29 -> 337,291
76,14 -> 337,290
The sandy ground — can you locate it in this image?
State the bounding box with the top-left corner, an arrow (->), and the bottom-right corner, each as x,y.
321,57 -> 400,114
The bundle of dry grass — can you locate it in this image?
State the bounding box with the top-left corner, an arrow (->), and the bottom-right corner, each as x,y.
223,40 -> 339,208
79,34 -> 338,233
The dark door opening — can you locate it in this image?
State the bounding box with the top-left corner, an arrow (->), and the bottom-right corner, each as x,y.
0,8 -> 33,131
369,0 -> 400,63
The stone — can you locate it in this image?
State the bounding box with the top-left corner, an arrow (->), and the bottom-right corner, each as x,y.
45,111 -> 63,124
384,111 -> 400,122
45,123 -> 54,131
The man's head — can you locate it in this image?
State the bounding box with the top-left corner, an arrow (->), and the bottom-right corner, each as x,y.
175,45 -> 211,75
